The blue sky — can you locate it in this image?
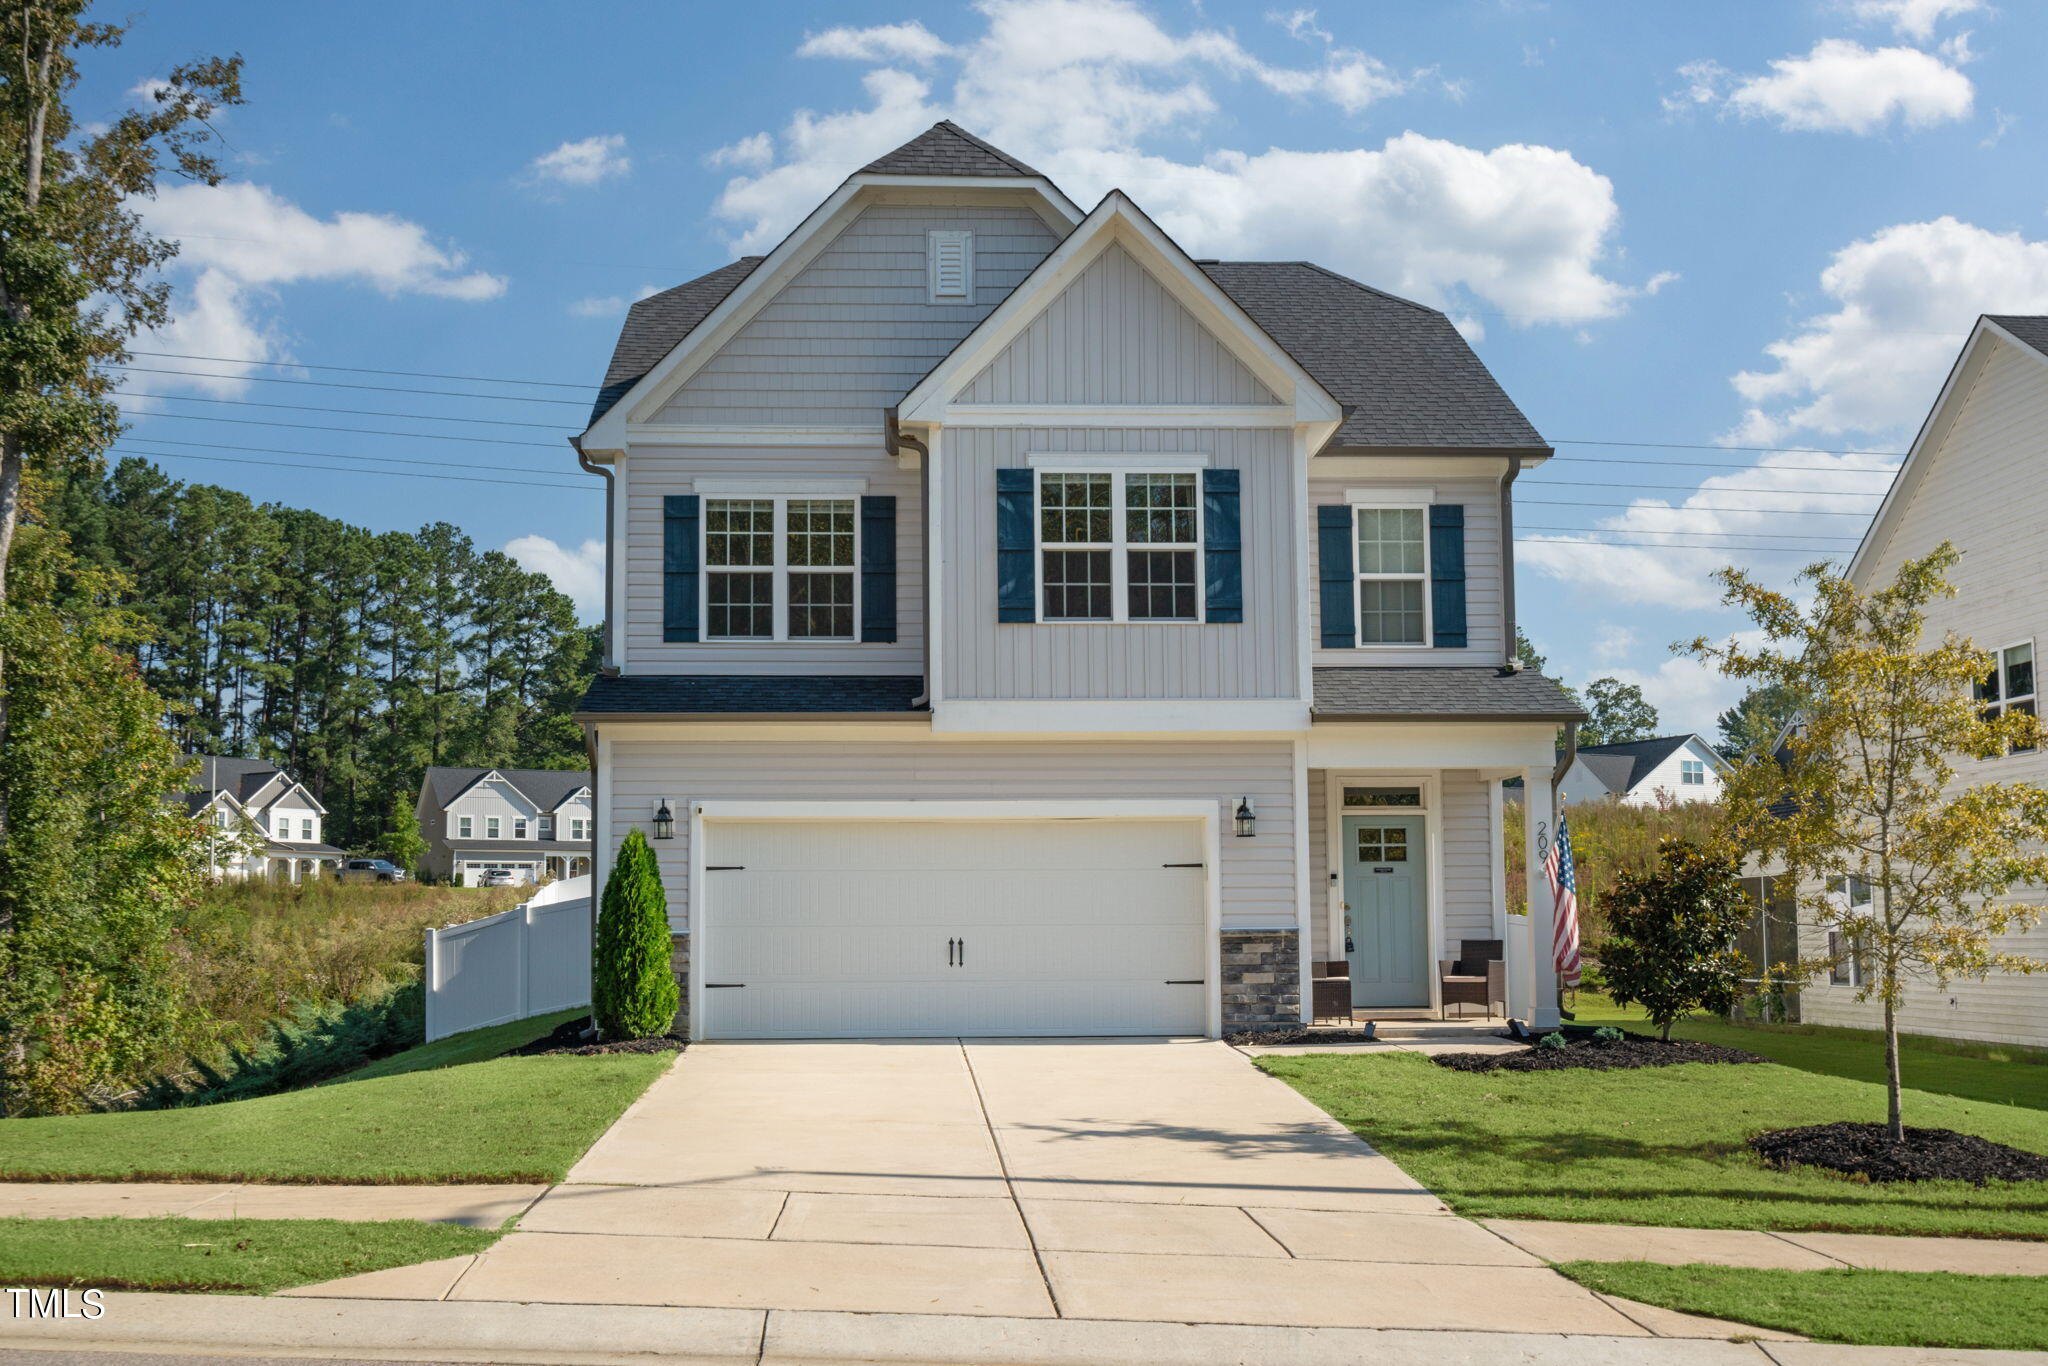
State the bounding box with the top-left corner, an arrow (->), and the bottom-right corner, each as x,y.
90,0 -> 2048,735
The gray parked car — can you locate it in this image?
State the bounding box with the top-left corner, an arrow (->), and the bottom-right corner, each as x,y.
337,857 -> 409,884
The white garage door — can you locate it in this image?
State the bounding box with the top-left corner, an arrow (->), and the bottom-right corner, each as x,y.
698,818 -> 1209,1039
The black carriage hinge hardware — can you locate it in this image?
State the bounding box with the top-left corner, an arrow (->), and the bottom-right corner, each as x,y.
1164,979 -> 1205,985
707,865 -> 746,871
704,983 -> 746,989
1162,862 -> 1205,868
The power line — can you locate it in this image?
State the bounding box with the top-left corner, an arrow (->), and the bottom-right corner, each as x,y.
109,364 -> 590,408
133,411 -> 563,448
128,348 -> 596,390
114,447 -> 600,493
116,436 -> 581,480
122,391 -> 574,431
1526,477 -> 1884,499
1519,497 -> 1875,519
1514,535 -> 1835,557
1552,437 -> 1907,459
1518,522 -> 1859,545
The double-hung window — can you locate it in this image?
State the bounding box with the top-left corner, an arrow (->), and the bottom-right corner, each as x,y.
1037,470 -> 1200,623
1353,506 -> 1428,645
1825,875 -> 1873,986
1976,640 -> 2036,754
486,816 -> 501,840
1680,760 -> 1706,786
705,497 -> 856,641
301,818 -> 314,840
514,818 -> 528,840
457,815 -> 473,839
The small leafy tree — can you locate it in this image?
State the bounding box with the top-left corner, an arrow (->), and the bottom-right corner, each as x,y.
1596,841 -> 1752,1040
1691,544 -> 2048,1140
380,789 -> 426,874
593,828 -> 678,1039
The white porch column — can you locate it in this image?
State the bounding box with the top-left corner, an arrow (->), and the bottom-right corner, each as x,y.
1520,766 -> 1562,1028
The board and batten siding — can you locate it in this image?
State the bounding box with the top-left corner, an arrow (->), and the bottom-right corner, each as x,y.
608,739 -> 1298,936
1308,474 -> 1505,666
622,445 -> 922,673
957,242 -> 1281,406
942,426 -> 1299,700
654,204 -> 1061,427
1795,332 -> 2048,1048
1307,768 -> 1499,963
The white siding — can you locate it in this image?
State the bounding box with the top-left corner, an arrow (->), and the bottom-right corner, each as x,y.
656,204 -> 1061,427
1800,333 -> 2048,1047
941,426 -> 1299,699
958,243 -> 1280,406
1624,740 -> 1723,807
447,779 -> 541,835
1308,474 -> 1505,666
607,738 -> 1298,935
623,444 -> 922,673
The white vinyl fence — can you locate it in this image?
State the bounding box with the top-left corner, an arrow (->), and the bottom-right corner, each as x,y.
424,875 -> 593,1042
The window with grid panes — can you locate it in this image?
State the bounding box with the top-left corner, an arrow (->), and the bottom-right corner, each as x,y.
1975,641 -> 2036,755
1037,470 -> 1201,622
704,497 -> 856,641
1354,507 -> 1427,644
1124,472 -> 1199,621
705,499 -> 775,639
1039,472 -> 1114,621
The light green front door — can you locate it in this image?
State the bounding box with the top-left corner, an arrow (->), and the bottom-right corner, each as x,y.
1343,814 -> 1428,1008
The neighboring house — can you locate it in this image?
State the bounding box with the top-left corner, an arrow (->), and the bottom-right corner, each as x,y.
1555,734 -> 1726,807
1751,315 -> 2048,1049
570,122 -> 1583,1041
417,767 -> 595,886
182,755 -> 346,882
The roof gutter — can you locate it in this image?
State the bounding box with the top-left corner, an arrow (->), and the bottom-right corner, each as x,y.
886,406 -> 933,711
569,433 -> 619,675
1554,719 -> 1578,787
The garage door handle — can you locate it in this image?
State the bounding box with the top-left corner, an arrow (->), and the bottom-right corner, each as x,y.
958,938 -> 966,967
947,937 -> 957,967
1162,862 -> 1204,868
1165,979 -> 1204,985
704,983 -> 745,989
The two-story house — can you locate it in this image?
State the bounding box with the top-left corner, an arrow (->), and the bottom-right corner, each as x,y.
183,755 -> 345,882
571,123 -> 1583,1040
416,767 -> 595,886
1771,315 -> 2048,1049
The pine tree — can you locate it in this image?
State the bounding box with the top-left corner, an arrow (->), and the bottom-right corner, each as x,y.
593,829 -> 678,1040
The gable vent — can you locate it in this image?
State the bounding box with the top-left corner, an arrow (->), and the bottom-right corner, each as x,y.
928,230 -> 973,302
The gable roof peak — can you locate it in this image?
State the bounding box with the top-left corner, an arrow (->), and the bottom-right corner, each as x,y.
859,121 -> 1045,180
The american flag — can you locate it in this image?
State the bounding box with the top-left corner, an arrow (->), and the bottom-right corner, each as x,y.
1544,814 -> 1583,989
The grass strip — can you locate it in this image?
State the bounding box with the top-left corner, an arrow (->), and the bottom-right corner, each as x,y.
1259,1051 -> 2048,1238
0,1216 -> 497,1294
1560,1261 -> 2048,1350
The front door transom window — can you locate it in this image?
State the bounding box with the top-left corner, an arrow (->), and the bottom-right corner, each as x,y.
1356,826 -> 1409,862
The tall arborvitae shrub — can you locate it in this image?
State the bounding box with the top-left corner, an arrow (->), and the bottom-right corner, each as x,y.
593,828 -> 678,1039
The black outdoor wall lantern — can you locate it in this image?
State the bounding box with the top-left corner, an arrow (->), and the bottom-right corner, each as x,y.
653,798 -> 676,839
1234,796 -> 1256,838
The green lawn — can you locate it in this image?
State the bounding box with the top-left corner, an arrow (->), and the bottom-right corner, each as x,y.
1259,1052 -> 2048,1238
0,1217 -> 497,1293
1573,992 -> 2048,1111
0,1016 -> 669,1184
1560,1261 -> 2048,1351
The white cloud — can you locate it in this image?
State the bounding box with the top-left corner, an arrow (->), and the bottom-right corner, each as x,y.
505,535 -> 605,620
1585,657 -> 1745,739
706,132 -> 773,169
567,283 -> 662,318
523,134 -> 631,189
709,1 -> 1650,325
799,21 -> 953,64
1670,39 -> 1972,134
1590,623 -> 1637,665
1731,216 -> 2048,442
1844,0 -> 1983,42
132,182 -> 507,395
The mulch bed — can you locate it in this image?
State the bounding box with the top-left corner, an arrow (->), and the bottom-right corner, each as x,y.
1224,1027 -> 1384,1046
1432,1025 -> 1768,1073
1750,1122 -> 2048,1185
509,1017 -> 688,1057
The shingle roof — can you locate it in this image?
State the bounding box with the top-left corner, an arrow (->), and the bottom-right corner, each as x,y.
1199,262 -> 1547,450
577,674 -> 926,716
1569,734 -> 1714,790
1573,751 -> 1638,798
184,755 -> 281,801
1988,315 -> 2048,360
860,121 -> 1045,179
423,766 -> 593,811
587,257 -> 763,424
1312,668 -> 1584,720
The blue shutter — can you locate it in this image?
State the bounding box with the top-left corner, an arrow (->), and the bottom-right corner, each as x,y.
1429,503 -> 1467,648
1202,468 -> 1241,623
1317,504 -> 1354,649
860,495 -> 897,643
996,468 -> 1035,623
663,494 -> 699,643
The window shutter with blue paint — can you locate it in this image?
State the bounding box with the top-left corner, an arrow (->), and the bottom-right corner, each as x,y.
860,495 -> 897,643
1429,503 -> 1467,648
1202,467 -> 1242,623
1317,504 -> 1355,649
996,468 -> 1035,623
663,494 -> 699,643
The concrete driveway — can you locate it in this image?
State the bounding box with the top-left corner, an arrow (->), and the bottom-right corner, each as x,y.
313,1039 -> 1653,1336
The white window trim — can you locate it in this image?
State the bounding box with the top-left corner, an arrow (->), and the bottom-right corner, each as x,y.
1344,486 -> 1436,507
1981,638 -> 2037,755
1825,875 -> 1874,988
927,229 -> 973,303
701,494 -> 862,644
1032,466 -> 1204,625
1680,760 -> 1706,785
486,816 -> 502,840
457,815 -> 473,838
693,477 -> 866,496
1349,504 -> 1432,649
1026,453 -> 1209,471
514,818 -> 529,840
